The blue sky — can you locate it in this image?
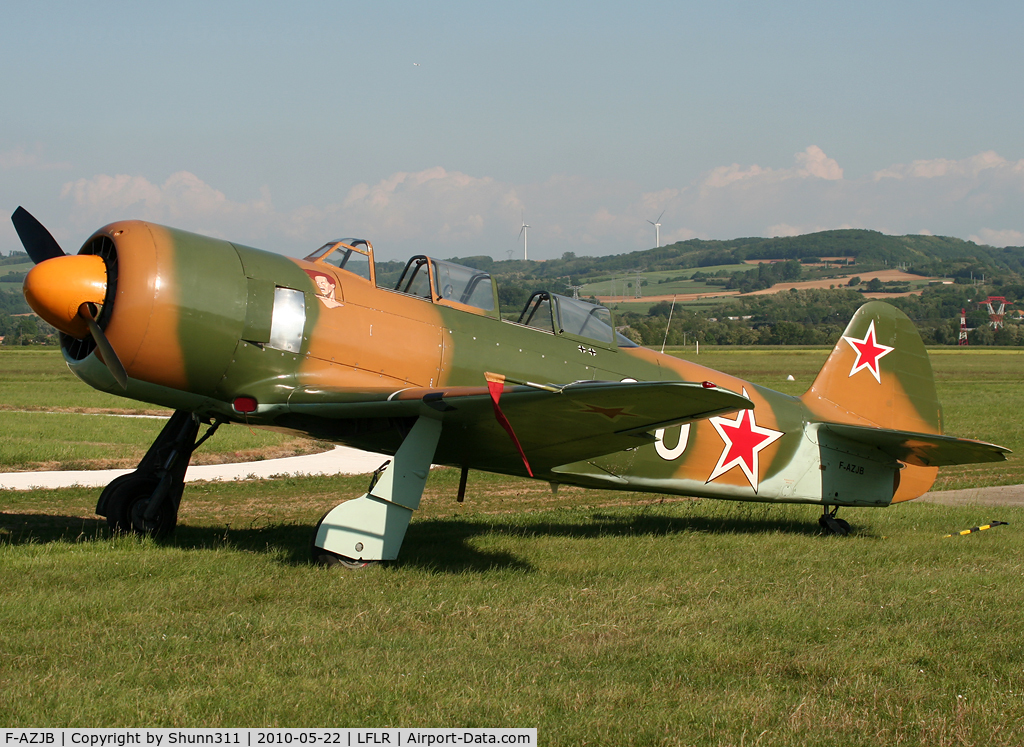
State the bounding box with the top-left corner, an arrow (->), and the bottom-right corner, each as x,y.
3,1 -> 1024,261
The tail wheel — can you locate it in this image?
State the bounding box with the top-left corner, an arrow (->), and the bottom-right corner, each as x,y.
103,475 -> 176,538
819,507 -> 851,536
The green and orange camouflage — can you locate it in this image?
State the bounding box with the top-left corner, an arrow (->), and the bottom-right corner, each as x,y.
17,214 -> 1009,563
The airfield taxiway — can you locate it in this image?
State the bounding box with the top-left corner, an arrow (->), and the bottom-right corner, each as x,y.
0,444 -> 387,490
0,446 -> 1020,506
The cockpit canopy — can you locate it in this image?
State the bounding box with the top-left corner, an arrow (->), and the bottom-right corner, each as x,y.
394,256 -> 496,312
305,239 -> 373,283
519,291 -> 636,347
305,239 -> 634,347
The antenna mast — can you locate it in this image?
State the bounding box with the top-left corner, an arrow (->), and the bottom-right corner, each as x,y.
979,296 -> 1011,328
661,295 -> 677,353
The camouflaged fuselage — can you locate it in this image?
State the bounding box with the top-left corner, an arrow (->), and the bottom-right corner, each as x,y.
60,221 -> 953,508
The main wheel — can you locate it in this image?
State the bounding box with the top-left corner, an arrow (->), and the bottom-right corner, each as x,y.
313,551 -> 375,569
310,508 -> 377,569
103,475 -> 177,538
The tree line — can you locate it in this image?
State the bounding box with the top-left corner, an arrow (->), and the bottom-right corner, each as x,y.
612,286 -> 1024,347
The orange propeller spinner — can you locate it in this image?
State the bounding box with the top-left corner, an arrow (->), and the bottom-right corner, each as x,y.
13,207 -> 128,388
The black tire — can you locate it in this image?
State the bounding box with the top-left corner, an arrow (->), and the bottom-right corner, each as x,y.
818,513 -> 849,536
103,474 -> 177,538
97,473 -> 140,518
313,551 -> 374,570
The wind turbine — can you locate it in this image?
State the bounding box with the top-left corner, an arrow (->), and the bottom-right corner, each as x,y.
647,210 -> 665,248
518,213 -> 530,260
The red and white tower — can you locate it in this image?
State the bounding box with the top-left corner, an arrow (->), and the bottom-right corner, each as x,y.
958,308 -> 969,346
978,296 -> 1011,329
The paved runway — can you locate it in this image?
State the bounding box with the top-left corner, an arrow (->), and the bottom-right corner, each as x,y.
918,483 -> 1024,507
0,445 -> 387,491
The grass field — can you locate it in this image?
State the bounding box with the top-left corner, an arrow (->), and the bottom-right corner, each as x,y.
580,264 -> 748,298
607,297 -> 738,316
1,347 -> 1022,741
0,349 -> 329,469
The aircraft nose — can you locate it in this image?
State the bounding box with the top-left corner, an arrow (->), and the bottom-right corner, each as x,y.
23,254 -> 108,338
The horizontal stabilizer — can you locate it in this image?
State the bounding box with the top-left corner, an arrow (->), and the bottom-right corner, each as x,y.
819,422 -> 1010,467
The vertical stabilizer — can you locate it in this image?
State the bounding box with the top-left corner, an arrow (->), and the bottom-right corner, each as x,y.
802,301 -> 941,435
803,302 -> 943,502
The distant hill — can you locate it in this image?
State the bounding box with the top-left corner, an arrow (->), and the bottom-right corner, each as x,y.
0,251 -> 29,267
449,229 -> 1024,284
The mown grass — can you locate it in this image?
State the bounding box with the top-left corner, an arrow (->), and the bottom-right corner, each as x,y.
2,472 -> 1023,742
580,264 -> 749,297
1,347 -> 1022,740
0,347 -> 156,412
0,349 -> 329,468
0,411 -> 323,471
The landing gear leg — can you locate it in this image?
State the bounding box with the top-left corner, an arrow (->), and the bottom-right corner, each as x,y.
819,505 -> 851,536
312,416 -> 442,566
97,411 -> 221,538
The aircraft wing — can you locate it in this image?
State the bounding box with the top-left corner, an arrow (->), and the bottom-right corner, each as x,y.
819,422 -> 1011,467
284,379 -> 752,472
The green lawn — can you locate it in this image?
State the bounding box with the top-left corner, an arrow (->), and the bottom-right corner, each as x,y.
1,474 -> 1022,742
580,264 -> 749,297
1,347 -> 1022,741
0,348 -> 327,469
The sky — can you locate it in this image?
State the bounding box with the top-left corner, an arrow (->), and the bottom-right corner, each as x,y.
3,0 -> 1024,262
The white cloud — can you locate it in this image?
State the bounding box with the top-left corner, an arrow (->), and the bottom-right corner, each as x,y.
794,146 -> 843,180
700,146 -> 842,192
0,144 -> 70,171
766,223 -> 824,238
661,227 -> 701,244
874,151 -> 1014,181
48,147 -> 1024,259
765,222 -> 856,238
61,171 -> 276,241
969,228 -> 1024,247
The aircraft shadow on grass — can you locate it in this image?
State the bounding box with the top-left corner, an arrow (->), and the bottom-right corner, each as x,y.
0,507 -> 834,574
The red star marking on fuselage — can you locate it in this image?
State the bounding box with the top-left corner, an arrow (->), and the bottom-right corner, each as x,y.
706,388 -> 784,492
843,319 -> 894,384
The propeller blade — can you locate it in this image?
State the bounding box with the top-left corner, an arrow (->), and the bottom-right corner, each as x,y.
11,207 -> 66,264
656,209 -> 666,223
78,303 -> 128,389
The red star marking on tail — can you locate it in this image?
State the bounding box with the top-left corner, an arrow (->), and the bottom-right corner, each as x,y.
843,319 -> 894,384
707,388 -> 784,492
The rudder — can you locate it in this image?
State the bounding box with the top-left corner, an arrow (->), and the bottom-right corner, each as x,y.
802,301 -> 941,435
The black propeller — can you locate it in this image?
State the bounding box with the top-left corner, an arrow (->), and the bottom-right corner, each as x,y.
12,207 -> 128,389
79,303 -> 128,389
11,207 -> 66,264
